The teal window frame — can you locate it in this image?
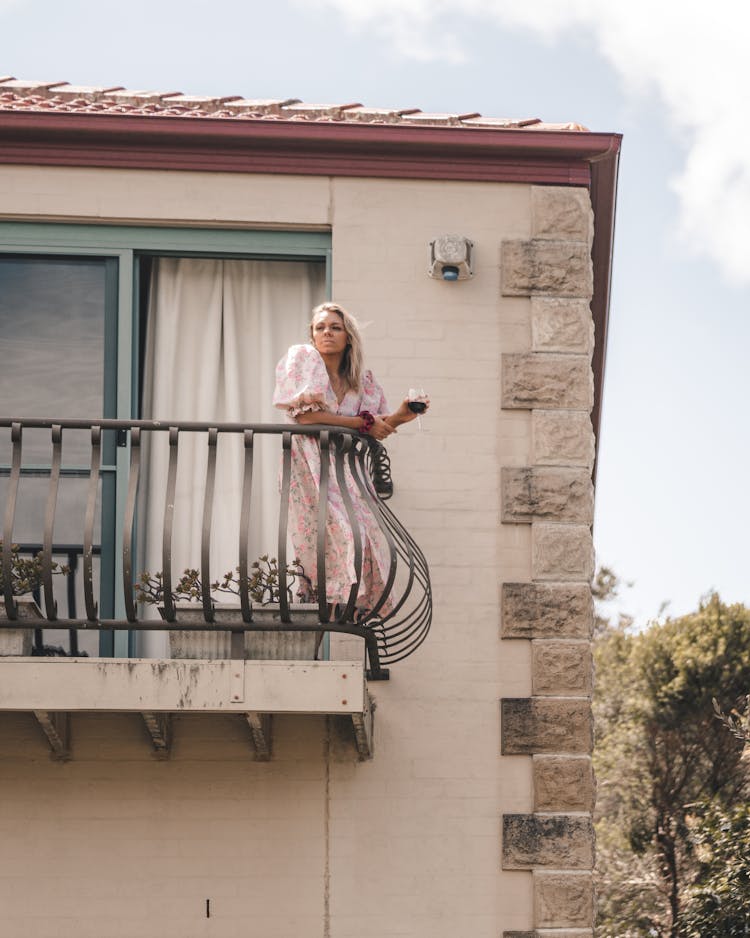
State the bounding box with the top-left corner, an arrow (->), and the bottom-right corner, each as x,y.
0,222 -> 332,656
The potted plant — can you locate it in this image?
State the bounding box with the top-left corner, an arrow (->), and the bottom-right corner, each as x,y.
0,541 -> 69,656
136,556 -> 321,661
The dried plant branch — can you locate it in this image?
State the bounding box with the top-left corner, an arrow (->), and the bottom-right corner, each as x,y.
135,555 -> 316,606
0,540 -> 70,597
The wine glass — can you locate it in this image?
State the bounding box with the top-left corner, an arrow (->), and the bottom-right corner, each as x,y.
407,387 -> 428,431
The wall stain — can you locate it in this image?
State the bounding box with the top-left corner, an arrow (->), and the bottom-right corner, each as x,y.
324,716 -> 331,938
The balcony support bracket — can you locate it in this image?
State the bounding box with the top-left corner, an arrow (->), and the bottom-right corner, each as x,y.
366,667 -> 390,681
245,711 -> 271,760
351,693 -> 374,760
142,711 -> 172,757
230,662 -> 244,704
33,710 -> 70,761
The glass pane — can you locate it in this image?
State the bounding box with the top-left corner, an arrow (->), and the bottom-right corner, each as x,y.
0,257 -> 106,465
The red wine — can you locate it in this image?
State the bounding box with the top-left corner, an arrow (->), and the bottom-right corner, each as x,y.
408,401 -> 427,414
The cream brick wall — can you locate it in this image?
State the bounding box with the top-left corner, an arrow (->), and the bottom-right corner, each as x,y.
0,165 -> 333,228
0,166 -> 570,936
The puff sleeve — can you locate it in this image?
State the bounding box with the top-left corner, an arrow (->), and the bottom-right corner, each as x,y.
360,369 -> 389,415
272,344 -> 331,418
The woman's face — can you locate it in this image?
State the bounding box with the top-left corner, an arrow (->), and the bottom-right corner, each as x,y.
311,310 -> 349,356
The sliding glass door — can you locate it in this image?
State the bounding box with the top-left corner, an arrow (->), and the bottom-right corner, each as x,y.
0,224 -> 331,657
0,255 -> 118,654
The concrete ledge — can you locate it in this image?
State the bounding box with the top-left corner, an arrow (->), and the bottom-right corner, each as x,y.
0,657 -> 367,715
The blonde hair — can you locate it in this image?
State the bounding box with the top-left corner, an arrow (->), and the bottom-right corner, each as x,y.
310,302 -> 364,393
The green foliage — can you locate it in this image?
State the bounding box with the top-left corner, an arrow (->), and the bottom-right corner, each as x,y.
595,610 -> 667,935
595,587 -> 750,937
681,802 -> 750,937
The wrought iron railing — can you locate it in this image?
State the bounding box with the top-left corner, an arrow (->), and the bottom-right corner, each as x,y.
5,543 -> 99,655
0,418 -> 431,679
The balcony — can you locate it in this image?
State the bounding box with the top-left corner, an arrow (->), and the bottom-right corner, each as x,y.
0,418 -> 432,761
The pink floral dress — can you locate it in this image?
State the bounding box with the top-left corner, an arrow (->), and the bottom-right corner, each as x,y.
272,344 -> 391,611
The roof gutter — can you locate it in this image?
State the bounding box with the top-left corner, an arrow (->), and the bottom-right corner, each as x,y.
0,111 -> 619,183
589,142 -> 620,480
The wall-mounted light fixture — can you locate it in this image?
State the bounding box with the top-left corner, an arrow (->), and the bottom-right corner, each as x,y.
428,234 -> 474,282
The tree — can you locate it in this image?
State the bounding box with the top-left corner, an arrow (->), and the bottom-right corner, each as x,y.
681,802 -> 750,937
594,590 -> 750,937
595,597 -> 665,936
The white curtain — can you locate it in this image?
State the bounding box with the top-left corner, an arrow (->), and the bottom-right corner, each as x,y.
138,257 -> 325,656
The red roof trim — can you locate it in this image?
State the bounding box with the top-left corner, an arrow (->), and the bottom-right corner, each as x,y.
0,111 -> 619,185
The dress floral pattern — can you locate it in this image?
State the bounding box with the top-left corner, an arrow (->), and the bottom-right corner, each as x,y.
273,343 -> 391,610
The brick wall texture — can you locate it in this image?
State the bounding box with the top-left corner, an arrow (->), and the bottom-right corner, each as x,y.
0,169 -> 597,936
499,185 -> 597,934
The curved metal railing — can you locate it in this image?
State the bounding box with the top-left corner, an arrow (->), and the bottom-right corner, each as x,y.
0,417 -> 431,678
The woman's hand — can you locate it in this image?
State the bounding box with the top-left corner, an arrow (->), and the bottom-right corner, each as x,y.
386,397 -> 431,428
369,415 -> 395,440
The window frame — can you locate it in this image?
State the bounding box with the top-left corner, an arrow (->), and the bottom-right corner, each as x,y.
0,222 -> 332,655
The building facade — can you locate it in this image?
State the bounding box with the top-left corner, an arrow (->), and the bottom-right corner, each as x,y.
0,78 -> 620,937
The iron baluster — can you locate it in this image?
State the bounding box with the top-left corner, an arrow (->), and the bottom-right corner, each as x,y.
41,424 -> 63,621
316,430 -> 330,624
200,428 -> 219,624
122,427 -> 141,624
160,427 -> 179,624
237,430 -> 254,624
333,432 -> 362,624
1,422 -> 22,620
83,425 -> 101,623
278,431 -> 293,623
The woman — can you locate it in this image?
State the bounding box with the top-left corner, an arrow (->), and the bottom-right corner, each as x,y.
272,302 -> 427,612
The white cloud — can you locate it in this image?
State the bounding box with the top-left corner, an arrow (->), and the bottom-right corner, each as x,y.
314,0 -> 750,285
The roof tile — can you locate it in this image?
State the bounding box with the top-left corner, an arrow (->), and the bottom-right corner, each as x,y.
400,111 -> 481,126
0,79 -> 67,93
343,106 -> 421,123
279,102 -> 362,120
0,76 -> 588,133
461,116 -> 539,128
103,89 -> 183,104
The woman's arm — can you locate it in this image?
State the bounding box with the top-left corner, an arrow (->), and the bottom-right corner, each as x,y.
295,409 -> 394,441
294,410 -> 361,431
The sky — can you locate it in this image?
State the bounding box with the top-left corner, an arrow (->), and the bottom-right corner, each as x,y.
2,0 -> 749,626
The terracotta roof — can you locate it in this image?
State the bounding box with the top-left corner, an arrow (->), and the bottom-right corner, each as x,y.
0,77 -> 589,132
